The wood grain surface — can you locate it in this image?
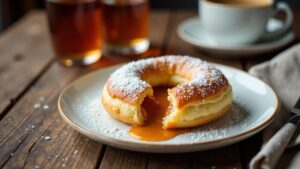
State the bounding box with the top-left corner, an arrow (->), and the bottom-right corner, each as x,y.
0,10 -> 299,169
0,11 -> 53,116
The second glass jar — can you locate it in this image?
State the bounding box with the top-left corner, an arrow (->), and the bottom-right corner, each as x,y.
101,0 -> 150,55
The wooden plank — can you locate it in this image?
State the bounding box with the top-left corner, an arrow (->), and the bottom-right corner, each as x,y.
150,10 -> 170,46
0,10 -> 170,169
99,10 -> 170,169
190,145 -> 242,169
146,146 -> 242,169
1,0 -> 36,30
164,10 -> 243,68
239,134 -> 262,169
100,148 -> 148,169
147,153 -> 191,169
0,11 -> 53,116
0,63 -> 106,169
292,12 -> 300,40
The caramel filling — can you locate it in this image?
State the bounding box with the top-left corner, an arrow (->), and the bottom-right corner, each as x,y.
129,87 -> 189,141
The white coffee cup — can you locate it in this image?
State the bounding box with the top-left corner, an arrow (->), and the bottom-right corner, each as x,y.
199,0 -> 293,45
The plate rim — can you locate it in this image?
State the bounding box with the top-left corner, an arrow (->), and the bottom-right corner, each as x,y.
177,17 -> 295,53
57,63 -> 280,151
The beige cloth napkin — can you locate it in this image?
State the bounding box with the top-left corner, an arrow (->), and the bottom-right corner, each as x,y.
249,43 -> 300,169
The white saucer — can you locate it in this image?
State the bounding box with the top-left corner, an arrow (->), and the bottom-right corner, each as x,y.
177,17 -> 295,57
58,63 -> 279,153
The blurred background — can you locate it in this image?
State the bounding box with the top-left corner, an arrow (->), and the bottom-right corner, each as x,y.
0,0 -> 298,32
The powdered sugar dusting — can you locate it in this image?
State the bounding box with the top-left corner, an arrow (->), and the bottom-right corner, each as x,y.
71,92 -> 249,143
72,96 -> 128,139
108,55 -> 225,102
108,62 -> 150,101
59,60 -> 276,151
183,103 -> 249,142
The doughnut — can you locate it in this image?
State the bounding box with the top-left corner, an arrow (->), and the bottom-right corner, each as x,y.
101,56 -> 232,129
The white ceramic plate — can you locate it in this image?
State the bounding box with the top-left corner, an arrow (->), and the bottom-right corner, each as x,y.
177,17 -> 295,57
58,64 -> 279,153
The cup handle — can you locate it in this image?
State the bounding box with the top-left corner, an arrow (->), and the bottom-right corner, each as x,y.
262,2 -> 293,40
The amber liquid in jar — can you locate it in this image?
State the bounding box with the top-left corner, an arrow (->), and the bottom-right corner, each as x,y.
101,0 -> 149,55
46,0 -> 102,66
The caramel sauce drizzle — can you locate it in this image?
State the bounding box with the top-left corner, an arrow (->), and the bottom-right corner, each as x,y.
129,87 -> 189,141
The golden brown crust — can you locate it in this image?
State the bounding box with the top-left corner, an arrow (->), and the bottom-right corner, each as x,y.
164,103 -> 232,129
106,56 -> 227,105
103,56 -> 232,128
170,77 -> 229,108
101,89 -> 145,125
107,80 -> 152,104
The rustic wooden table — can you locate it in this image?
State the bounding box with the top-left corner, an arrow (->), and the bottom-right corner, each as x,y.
0,10 -> 299,169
